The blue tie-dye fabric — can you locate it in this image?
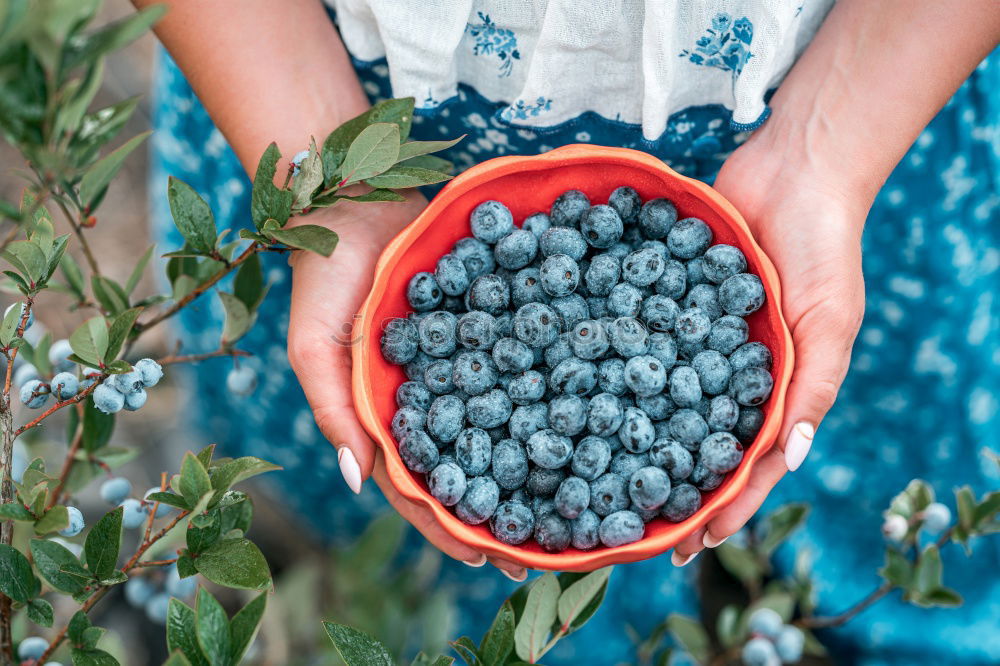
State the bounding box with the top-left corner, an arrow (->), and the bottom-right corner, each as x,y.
150,47 -> 999,664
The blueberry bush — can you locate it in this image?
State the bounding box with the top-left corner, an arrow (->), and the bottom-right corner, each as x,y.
0,2 -> 458,664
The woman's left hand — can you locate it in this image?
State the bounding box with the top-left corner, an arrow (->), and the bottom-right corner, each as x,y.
669,139 -> 869,565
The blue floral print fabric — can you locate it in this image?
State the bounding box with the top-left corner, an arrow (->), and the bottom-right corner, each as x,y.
150,41 -> 999,665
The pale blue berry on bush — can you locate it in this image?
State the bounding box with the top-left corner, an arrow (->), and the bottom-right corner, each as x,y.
922,502 -> 952,532
456,476 -> 500,525
598,510 -> 644,547
741,636 -> 780,666
226,365 -> 258,396
882,513 -> 909,542
13,362 -> 39,388
491,500 -> 534,545
470,200 -> 515,244
79,368 -> 102,390
19,378 -> 50,409
100,477 -> 131,505
124,576 -> 155,608
59,506 -> 85,537
748,608 -> 784,639
428,461 -> 467,506
48,338 -> 75,373
135,358 -> 163,387
145,593 -> 170,625
113,369 -> 145,394
17,636 -> 49,660
120,498 -> 148,529
774,625 -> 804,663
123,388 -> 147,411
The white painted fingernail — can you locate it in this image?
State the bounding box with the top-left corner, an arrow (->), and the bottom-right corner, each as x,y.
671,550 -> 700,567
703,533 -> 728,548
463,554 -> 487,568
337,447 -> 363,494
785,422 -> 815,472
501,568 -> 527,582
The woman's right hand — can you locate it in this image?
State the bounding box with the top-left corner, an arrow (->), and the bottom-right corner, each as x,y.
285,192 -> 527,581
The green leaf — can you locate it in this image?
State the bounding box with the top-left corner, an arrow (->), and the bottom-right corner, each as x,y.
479,601 -> 514,666
34,505 -> 70,535
666,614 -> 710,664
0,302 -> 22,345
61,252 -> 87,299
715,542 -> 764,588
125,245 -> 154,295
179,452 -> 212,507
716,605 -> 744,649
69,610 -> 92,644
71,647 -> 120,666
229,593 -> 266,662
45,235 -> 70,282
218,292 -> 253,345
30,538 -> 93,594
27,598 -> 54,627
167,177 -> 217,254
973,490 -> 1000,527
310,188 -> 407,208
3,240 -> 46,283
450,637 -> 480,665
322,622 -> 394,666
186,510 -> 222,555
250,143 -> 293,229
267,225 -> 339,256
321,98 -> 413,183
81,400 -> 115,452
79,131 -> 151,210
145,491 -> 189,510
889,479 -> 934,519
339,123 -> 400,185
196,444 -> 216,468
758,503 -> 809,555
62,5 -> 166,71
84,506 -> 123,580
195,587 -> 232,666
919,587 -> 963,607
91,275 -> 129,316
167,599 -> 211,666
513,572 -> 559,662
209,457 -> 280,498
0,543 -> 38,602
162,651 -> 194,666
70,316 -> 108,368
396,136 -> 464,162
914,544 -> 943,596
104,307 -> 142,363
556,567 -> 611,634
177,553 -> 198,578
401,154 -> 453,172
292,139 -> 323,210
233,252 -> 265,311
365,166 -> 452,189
0,502 -> 34,520
879,549 -> 913,588
193,538 -> 270,590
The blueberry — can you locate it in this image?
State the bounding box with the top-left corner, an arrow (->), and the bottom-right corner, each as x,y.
703,244 -> 748,284
608,317 -> 648,357
403,351 -> 432,381
690,460 -> 724,491
489,438 -> 528,490
549,357 -> 597,395
418,311 -> 458,358
390,406 -> 426,441
747,608 -> 783,639
544,332 -> 573,369
571,509 -> 601,550
523,211 -> 552,237
661,483 -> 701,521
534,512 -> 572,552
610,451 -> 650,478
397,381 -> 433,411
598,358 -> 628,396
922,502 -> 952,532
431,254 -> 469,297
427,394 -> 466,443
629,466 -> 671,511
684,283 -> 723,321
586,393 -> 624,438
114,369 -> 146,394
539,254 -> 580,297
513,302 -> 560,348
466,389 -> 513,428
607,283 -> 643,318
669,366 -> 702,407
692,350 -> 732,395
730,367 -> 774,406
741,637 -> 779,666
550,294 -> 589,332
456,351 -> 500,396
425,461 -> 467,506
730,342 -> 773,373
19,379 -> 50,409
495,229 -> 539,269
505,370 -> 545,405
554,476 -> 591,519
649,438 -> 694,480
381,317 -> 419,364
654,259 -> 687,299
400,431 -> 439,473
453,237 -> 496,279
636,393 -> 675,421
491,500 -> 535,544
550,189 -> 590,227
100,477 -> 132,506
540,227 -> 587,261
607,241 -> 631,259
424,359 -> 455,395
124,576 -> 155,608
624,355 -> 667,397
456,476 -> 500,525
700,431 -> 744,473
526,429 -> 573,469
527,466 -> 566,497
407,272 -> 443,311
492,338 -> 532,377
720,273 -> 765,315
580,205 -> 623,249
675,307 -> 711,344
775,626 -> 804,663
640,295 -> 679,333
707,315 -> 749,355
598,510 -> 644,547
589,473 -> 630,517
621,248 -> 665,287
584,253 -> 621,296
566,436 -> 610,482
12,363 -> 39,388
17,636 -> 49,661
686,257 -> 709,287
609,186 -> 642,225
618,407 -> 655,453
569,319 -> 610,360
638,198 -> 678,239
59,506 -> 85,537
705,395 -> 739,432
585,297 -> 609,318
466,274 -> 510,315
509,403 -> 548,441
667,217 -> 712,259
93,380 -> 124,414
668,409 -> 709,450
120,498 -> 148,529
470,200 -> 515,244
545,395 -> 586,437
452,427 -> 490,475
645,333 -> 678,369
226,365 -> 257,396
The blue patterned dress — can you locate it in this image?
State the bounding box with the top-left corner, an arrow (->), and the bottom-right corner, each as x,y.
150,7 -> 1000,664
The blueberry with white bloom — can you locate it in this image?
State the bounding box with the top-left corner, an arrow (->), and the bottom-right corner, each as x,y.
13,362 -> 39,388
59,506 -> 85,537
113,369 -> 145,394
580,204 -> 623,249
598,510 -> 644,547
540,226 -> 587,261
165,563 -> 198,598
466,274 -> 510,315
494,229 -> 538,269
120,498 -> 149,529
549,189 -> 590,227
703,244 -> 748,284
747,608 -> 783,639
608,186 -> 642,225
146,593 -> 171,625
48,338 -> 75,373
124,576 -> 155,608
922,502 -> 952,532
638,198 -> 678,239
491,500 -> 534,545
522,211 -> 552,237
100,477 -> 132,505
666,217 -> 712,259
452,237 -> 496,279
470,200 -> 515,244
719,273 -> 766,315
654,259 -> 687,300
17,636 -> 49,661
434,253 -> 470,296
882,513 -> 909,542
741,637 -> 780,666
19,379 -> 50,409
774,625 -> 804,663
226,365 -> 258,395
124,389 -> 147,411
407,272 -> 443,311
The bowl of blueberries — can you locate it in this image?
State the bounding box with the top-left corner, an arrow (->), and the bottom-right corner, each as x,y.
353,144 -> 794,572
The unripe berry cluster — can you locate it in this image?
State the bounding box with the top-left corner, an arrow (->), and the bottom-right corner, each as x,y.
741,608 -> 804,665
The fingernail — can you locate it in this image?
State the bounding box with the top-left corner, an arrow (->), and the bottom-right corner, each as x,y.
671,550 -> 700,567
703,533 -> 728,548
463,554 -> 487,568
501,568 -> 527,582
785,422 -> 815,472
337,447 -> 363,494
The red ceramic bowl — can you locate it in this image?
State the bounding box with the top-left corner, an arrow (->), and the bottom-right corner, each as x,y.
353,145 -> 794,572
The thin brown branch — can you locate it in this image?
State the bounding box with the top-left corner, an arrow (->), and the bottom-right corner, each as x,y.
44,403 -> 85,511
14,381 -> 99,437
156,348 -> 251,366
52,197 -> 101,278
799,583 -> 893,629
134,558 -> 178,568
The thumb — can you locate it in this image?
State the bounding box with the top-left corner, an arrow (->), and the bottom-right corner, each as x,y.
780,298 -> 863,472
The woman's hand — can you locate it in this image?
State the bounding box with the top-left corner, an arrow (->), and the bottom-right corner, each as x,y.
285,193 -> 527,579
669,139 -> 869,565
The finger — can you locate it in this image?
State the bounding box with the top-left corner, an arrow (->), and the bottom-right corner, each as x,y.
371,461 -> 486,566
487,556 -> 528,582
701,448 -> 787,547
671,525 -> 708,566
